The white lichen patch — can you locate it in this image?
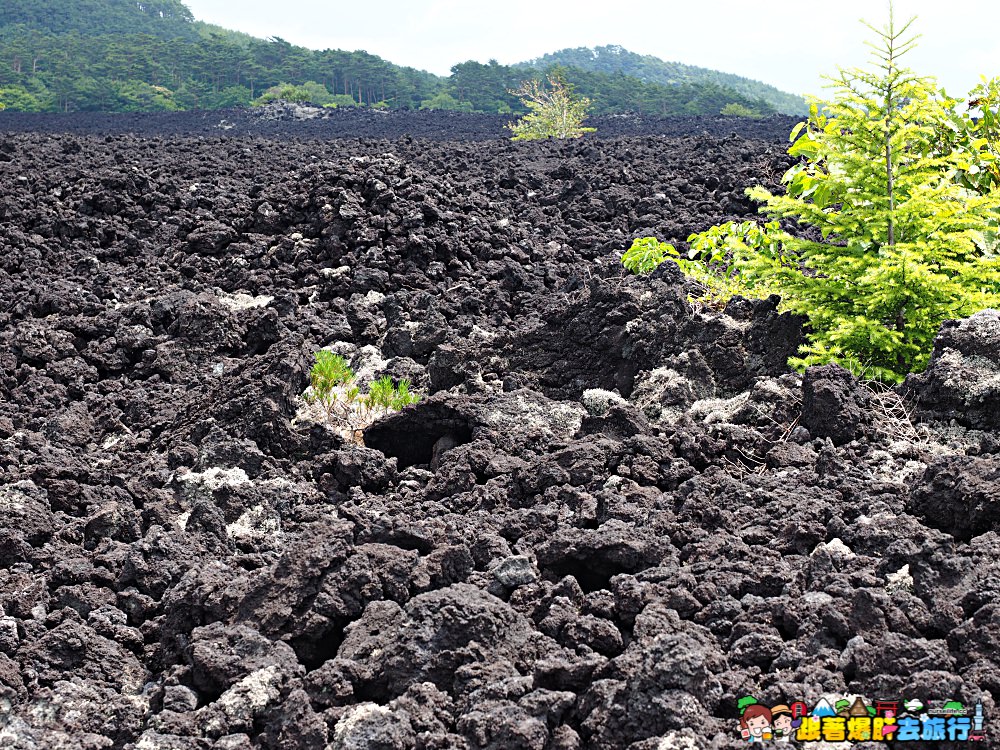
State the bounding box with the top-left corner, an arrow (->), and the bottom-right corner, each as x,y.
215,291 -> 274,311
101,434 -> 124,450
0,482 -> 31,511
18,678 -> 151,741
867,449 -> 928,485
802,591 -> 834,606
689,391 -> 752,425
331,703 -> 393,748
582,388 -> 627,417
469,324 -> 497,341
656,733 -> 699,750
886,564 -> 914,593
176,467 -> 250,492
226,505 -> 280,543
812,538 -> 854,558
201,665 -> 283,737
320,265 -> 351,279
629,367 -> 692,421
941,351 -> 1000,400
173,467 -> 252,513
351,345 -> 390,384
220,666 -> 282,712
484,393 -> 585,443
603,475 -> 629,491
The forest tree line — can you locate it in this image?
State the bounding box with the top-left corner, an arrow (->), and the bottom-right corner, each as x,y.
0,1 -> 778,116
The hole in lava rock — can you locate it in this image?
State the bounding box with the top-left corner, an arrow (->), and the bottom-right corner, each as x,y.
615,359 -> 639,400
293,617 -> 349,672
351,679 -> 394,706
543,557 -> 636,595
775,615 -> 799,642
365,410 -> 474,470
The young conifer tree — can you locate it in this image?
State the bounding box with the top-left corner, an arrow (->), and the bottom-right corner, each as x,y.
694,3 -> 1000,381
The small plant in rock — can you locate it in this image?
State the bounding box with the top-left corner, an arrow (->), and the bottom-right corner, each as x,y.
304,351 -> 420,441
307,350 -> 354,404
507,72 -> 596,141
364,375 -> 420,412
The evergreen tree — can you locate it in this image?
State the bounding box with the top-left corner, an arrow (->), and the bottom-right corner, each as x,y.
685,5 -> 1000,381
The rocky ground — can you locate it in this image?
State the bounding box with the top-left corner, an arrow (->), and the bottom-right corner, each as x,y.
0,109 -> 998,749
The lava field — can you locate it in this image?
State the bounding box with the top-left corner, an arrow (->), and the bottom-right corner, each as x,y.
1,109 -> 999,749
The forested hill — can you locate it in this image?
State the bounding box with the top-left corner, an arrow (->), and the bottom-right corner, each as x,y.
0,0 -> 198,39
0,0 -> 789,117
526,45 -> 807,115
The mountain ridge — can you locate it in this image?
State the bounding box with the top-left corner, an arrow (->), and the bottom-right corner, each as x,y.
524,45 -> 806,115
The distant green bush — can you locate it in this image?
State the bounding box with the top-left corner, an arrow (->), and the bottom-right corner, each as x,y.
111,81 -> 179,112
419,91 -> 473,112
253,81 -> 338,106
0,85 -> 48,112
323,95 -> 361,108
720,102 -> 764,119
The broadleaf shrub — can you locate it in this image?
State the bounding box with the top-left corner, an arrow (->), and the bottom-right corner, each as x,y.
507,72 -> 596,141
622,237 -> 676,275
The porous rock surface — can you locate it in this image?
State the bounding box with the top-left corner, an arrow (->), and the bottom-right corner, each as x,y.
1,110 -> 998,749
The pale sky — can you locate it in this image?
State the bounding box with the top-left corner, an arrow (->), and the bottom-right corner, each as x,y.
181,0 -> 999,99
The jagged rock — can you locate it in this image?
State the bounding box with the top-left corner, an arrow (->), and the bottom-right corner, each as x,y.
801,363 -> 872,445
908,455 -> 1000,541
905,309 -> 1000,431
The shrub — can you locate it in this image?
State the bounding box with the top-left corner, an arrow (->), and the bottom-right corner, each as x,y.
419,91 -> 473,112
253,81 -> 337,107
304,351 -> 420,441
943,76 -> 1000,196
309,351 -> 354,400
507,72 -> 596,141
627,5 -> 1000,382
622,237 -> 675,275
624,225 -> 784,308
720,102 -> 763,119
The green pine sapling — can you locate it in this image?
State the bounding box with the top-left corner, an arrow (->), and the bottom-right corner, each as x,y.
307,351 -> 354,405
305,352 -> 421,439
624,3 -> 1000,382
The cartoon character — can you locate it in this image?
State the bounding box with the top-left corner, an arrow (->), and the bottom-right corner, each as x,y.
771,704 -> 798,742
740,704 -> 773,743
970,702 -> 986,742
